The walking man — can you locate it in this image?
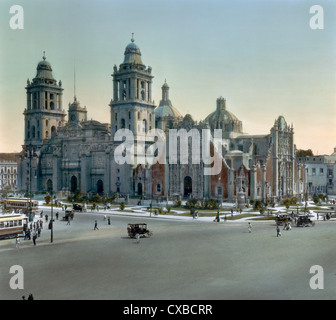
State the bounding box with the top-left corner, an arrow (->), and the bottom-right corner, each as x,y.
276,225 -> 281,237
32,231 -> 37,245
15,236 -> 20,249
94,220 -> 98,230
248,222 -> 252,233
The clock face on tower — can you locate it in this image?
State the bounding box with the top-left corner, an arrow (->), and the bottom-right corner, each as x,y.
71,114 -> 76,121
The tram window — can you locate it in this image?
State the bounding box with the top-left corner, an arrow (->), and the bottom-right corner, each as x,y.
14,221 -> 18,226
9,221 -> 14,227
19,220 -> 22,226
0,222 -> 4,228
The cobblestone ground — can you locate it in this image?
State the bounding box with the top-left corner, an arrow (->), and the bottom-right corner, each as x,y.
1,212 -> 335,300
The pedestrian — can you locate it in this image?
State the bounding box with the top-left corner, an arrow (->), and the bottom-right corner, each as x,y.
27,293 -> 34,300
56,212 -> 59,220
15,236 -> 20,249
37,227 -> 41,237
94,220 -> 98,230
276,225 -> 281,237
32,231 -> 37,245
135,233 -> 140,244
248,222 -> 252,233
67,216 -> 71,225
108,216 -> 111,225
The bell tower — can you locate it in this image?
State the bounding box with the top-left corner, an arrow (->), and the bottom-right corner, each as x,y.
24,53 -> 66,149
110,36 -> 156,140
109,36 -> 156,196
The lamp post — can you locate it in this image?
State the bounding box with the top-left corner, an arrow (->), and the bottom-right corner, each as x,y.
50,191 -> 55,243
27,144 -> 33,222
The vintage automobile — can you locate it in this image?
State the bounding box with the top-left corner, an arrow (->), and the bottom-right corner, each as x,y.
296,215 -> 315,227
127,223 -> 153,239
275,214 -> 293,226
72,203 -> 83,212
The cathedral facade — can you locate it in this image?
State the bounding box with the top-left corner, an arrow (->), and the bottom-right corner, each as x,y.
18,38 -> 305,204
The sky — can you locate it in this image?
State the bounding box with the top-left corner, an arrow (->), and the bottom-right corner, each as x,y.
0,0 -> 335,155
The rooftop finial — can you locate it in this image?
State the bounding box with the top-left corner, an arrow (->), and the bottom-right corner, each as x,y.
43,51 -> 46,61
131,32 -> 134,42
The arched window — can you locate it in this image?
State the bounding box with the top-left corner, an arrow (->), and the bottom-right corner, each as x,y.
121,118 -> 126,129
32,126 -> 36,138
142,119 -> 147,133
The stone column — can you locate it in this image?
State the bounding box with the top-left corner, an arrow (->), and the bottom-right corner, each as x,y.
80,155 -> 87,193
250,164 -> 257,201
261,164 -> 266,202
148,81 -> 152,102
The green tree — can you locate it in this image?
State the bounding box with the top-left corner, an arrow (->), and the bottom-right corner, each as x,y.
44,194 -> 51,205
296,149 -> 314,157
120,202 -> 125,211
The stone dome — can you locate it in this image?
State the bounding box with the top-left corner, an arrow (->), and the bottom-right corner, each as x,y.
35,54 -> 55,80
205,97 -> 243,138
155,81 -> 182,120
123,38 -> 143,65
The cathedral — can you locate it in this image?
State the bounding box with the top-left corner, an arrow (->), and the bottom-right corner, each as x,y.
17,38 -> 306,204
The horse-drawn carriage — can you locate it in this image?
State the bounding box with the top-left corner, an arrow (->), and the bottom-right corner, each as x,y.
275,214 -> 293,226
62,208 -> 74,221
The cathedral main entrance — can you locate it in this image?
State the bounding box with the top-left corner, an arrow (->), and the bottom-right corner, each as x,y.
70,176 -> 77,193
46,179 -> 53,193
137,183 -> 143,196
184,176 -> 192,197
97,179 -> 104,194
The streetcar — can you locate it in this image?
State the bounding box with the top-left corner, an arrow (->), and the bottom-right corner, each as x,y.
3,198 -> 38,214
0,213 -> 28,240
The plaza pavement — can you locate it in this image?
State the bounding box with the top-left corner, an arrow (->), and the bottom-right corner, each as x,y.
0,202 -> 335,300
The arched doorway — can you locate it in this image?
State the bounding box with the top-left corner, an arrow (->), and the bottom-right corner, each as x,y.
184,176 -> 192,197
97,179 -> 104,194
137,183 -> 143,196
70,176 -> 77,193
47,179 -> 53,193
